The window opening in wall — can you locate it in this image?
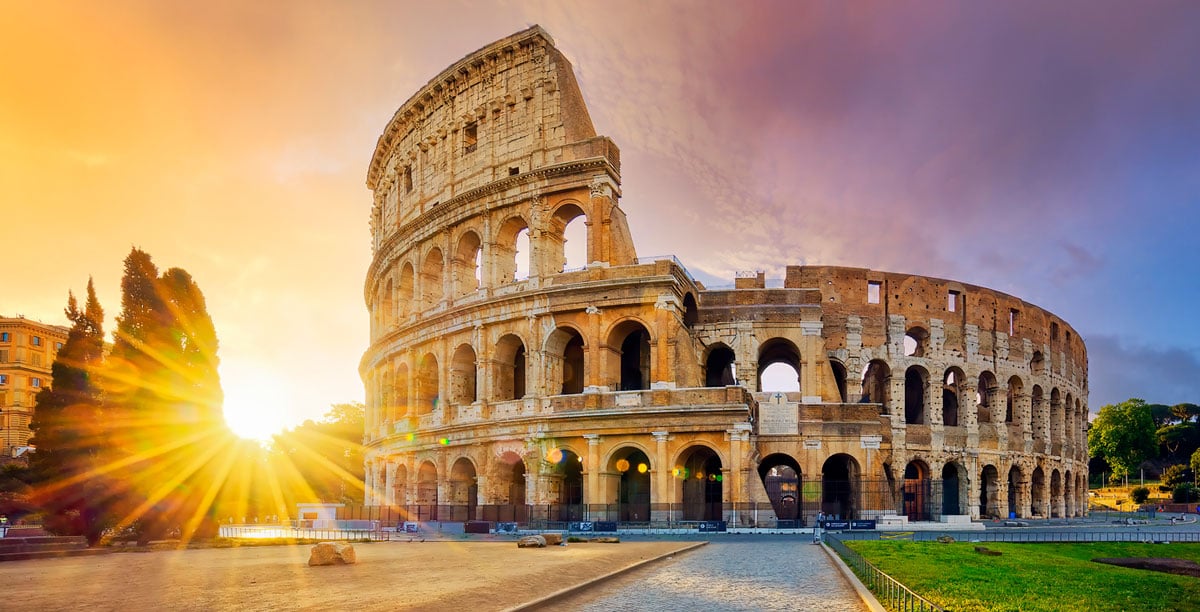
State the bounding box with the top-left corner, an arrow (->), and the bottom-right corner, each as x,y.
904,328 -> 928,357
0,332 -> 8,342
1050,322 -> 1059,341
514,228 -> 531,280
760,363 -> 800,393
948,290 -> 960,312
562,216 -> 587,271
0,374 -> 7,385
474,249 -> 483,284
0,349 -> 7,363
1009,309 -> 1019,336
867,281 -> 881,304
508,166 -> 519,176
404,166 -> 413,193
463,123 -> 478,153
32,336 -> 41,346
31,377 -> 41,388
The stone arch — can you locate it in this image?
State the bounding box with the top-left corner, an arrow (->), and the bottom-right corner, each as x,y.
607,446 -> 652,522
1031,466 -> 1046,517
1030,351 -> 1045,376
758,454 -> 802,523
822,453 -> 861,520
420,246 -> 445,309
675,444 -> 723,521
546,447 -> 584,511
397,261 -> 415,318
495,215 -> 530,283
449,457 -> 478,521
415,352 -> 440,415
941,461 -> 968,516
1008,464 -> 1024,518
758,337 -> 801,393
545,326 -> 586,394
830,359 -> 849,403
682,293 -> 698,328
452,229 -> 482,298
548,200 -> 588,273
904,326 -> 930,357
904,365 -> 930,425
606,319 -> 652,391
903,459 -> 932,521
704,343 -> 737,387
977,371 -> 999,424
392,463 -> 408,507
1050,469 -> 1063,518
980,464 -> 1000,518
416,460 -> 439,517
381,277 -> 395,329
862,360 -> 891,406
495,451 -> 528,518
943,367 -> 965,426
1006,375 -> 1024,424
449,343 -> 477,405
493,333 -> 528,401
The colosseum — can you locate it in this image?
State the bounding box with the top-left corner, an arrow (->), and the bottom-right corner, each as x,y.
360,26 -> 1089,529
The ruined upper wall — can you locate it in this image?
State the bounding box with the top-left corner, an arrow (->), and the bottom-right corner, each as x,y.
367,26 -> 616,249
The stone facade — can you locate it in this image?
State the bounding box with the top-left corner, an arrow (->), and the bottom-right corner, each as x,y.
0,316 -> 68,460
360,26 -> 1088,524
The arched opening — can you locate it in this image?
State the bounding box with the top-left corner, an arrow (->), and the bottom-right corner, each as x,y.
830,360 -> 849,403
1030,351 -> 1045,376
417,461 -> 438,520
941,463 -> 963,515
861,360 -> 891,406
682,293 -> 698,328
453,231 -> 482,298
495,216 -> 530,283
704,344 -> 737,387
977,371 -> 998,424
416,353 -> 439,415
1064,469 -> 1074,517
421,247 -> 444,309
450,458 -> 478,521
1006,376 -> 1023,424
1031,466 -> 1046,517
608,321 -> 651,391
494,334 -> 527,401
392,464 -> 408,508
903,460 -> 931,521
610,448 -> 651,522
980,465 -> 999,518
1050,388 -> 1063,447
381,278 -> 394,329
449,344 -> 477,405
550,448 -> 583,520
1032,385 -> 1045,440
545,327 -> 585,394
395,364 -> 410,420
904,366 -> 929,424
551,203 -> 588,272
1050,469 -> 1063,518
904,327 -> 929,357
758,338 -> 801,393
496,451 -> 527,524
943,368 -> 962,426
758,453 -> 802,524
1008,465 -> 1023,518
677,446 -> 723,521
398,262 -> 415,319
822,454 -> 859,520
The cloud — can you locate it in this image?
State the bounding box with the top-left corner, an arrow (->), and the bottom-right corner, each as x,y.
1086,334 -> 1200,411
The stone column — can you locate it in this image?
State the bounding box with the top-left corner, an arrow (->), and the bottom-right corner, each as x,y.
584,434 -> 601,506
651,431 -> 671,521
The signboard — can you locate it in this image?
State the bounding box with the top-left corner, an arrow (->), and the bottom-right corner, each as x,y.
697,520 -> 727,532
850,520 -> 877,530
403,522 -> 420,533
820,519 -> 876,530
569,522 -> 594,532
822,520 -> 851,530
803,439 -> 822,450
592,521 -> 618,532
860,435 -> 882,450
759,394 -> 798,435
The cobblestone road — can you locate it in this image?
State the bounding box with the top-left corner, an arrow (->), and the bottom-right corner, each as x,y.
552,536 -> 867,611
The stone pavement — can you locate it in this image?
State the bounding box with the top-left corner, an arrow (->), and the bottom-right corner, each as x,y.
549,535 -> 867,611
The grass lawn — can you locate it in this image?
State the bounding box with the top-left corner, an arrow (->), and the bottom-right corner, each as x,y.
845,540 -> 1200,612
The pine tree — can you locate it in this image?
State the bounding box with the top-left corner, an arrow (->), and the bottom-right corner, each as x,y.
28,279 -> 111,544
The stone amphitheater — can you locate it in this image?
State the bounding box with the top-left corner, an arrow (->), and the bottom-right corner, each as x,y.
359,26 -> 1088,527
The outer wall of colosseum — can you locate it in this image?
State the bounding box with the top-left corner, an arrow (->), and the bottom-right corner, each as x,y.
360,26 -> 1088,527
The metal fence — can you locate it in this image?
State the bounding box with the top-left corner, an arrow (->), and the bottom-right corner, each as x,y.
834,529 -> 1200,543
825,533 -> 946,612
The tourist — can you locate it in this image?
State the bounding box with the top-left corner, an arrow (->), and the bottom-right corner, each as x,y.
813,510 -> 825,544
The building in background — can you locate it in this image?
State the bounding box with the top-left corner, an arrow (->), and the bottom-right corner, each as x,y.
0,316 -> 68,462
360,27 -> 1089,526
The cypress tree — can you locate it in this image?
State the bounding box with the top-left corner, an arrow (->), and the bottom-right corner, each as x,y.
28,279 -> 111,544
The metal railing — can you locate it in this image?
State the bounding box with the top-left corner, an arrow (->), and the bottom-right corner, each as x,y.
834,529 -> 1200,543
825,533 -> 947,612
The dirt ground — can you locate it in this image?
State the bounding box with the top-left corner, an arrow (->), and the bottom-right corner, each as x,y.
0,540 -> 696,611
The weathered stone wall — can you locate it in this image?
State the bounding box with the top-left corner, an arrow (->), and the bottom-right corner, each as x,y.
360,27 -> 1089,524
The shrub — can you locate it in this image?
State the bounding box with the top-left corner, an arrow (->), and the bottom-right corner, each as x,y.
1172,483 -> 1200,503
1131,486 -> 1151,504
1162,464 -> 1193,488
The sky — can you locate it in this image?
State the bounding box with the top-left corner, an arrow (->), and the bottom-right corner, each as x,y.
3,1 -> 1199,438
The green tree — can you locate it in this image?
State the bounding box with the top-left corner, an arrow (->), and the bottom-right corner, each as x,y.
270,403 -> 365,506
1148,404 -> 1176,428
27,280 -> 113,544
1191,447 -> 1200,478
1157,422 -> 1200,461
104,248 -> 229,543
1161,463 -> 1193,489
1172,403 -> 1200,423
1089,398 -> 1159,479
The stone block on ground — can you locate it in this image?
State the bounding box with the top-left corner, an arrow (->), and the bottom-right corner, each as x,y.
308,542 -> 357,566
518,535 -> 547,548
542,533 -> 563,545
588,537 -> 620,543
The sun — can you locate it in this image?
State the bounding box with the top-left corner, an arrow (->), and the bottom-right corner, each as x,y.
221,365 -> 290,442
